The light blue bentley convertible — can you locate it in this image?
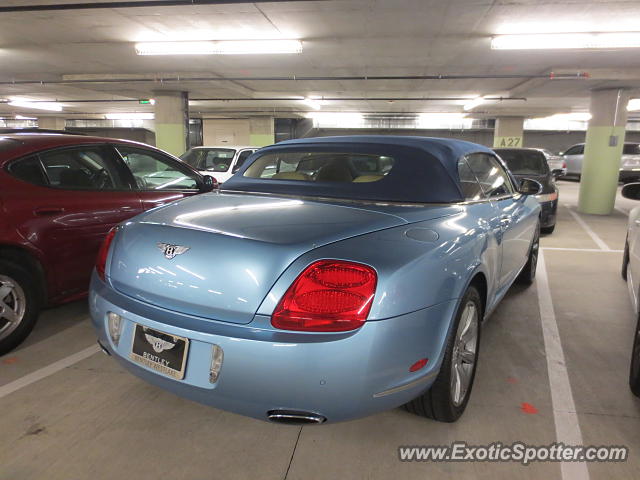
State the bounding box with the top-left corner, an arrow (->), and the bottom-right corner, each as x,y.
90,136 -> 541,424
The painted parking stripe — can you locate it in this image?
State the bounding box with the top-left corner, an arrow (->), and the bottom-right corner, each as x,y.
537,250 -> 590,480
566,207 -> 611,251
0,344 -> 100,399
543,247 -> 623,253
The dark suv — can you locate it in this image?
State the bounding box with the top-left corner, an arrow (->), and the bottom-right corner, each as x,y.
0,133 -> 214,354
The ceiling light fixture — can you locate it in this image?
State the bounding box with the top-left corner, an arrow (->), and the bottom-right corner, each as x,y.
15,115 -> 37,120
301,97 -> 322,110
135,39 -> 303,56
491,32 -> 640,50
105,113 -> 154,120
8,99 -> 63,112
628,99 -> 640,112
463,96 -> 487,111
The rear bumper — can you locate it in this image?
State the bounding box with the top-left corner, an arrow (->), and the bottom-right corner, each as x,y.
539,199 -> 557,228
89,274 -> 457,423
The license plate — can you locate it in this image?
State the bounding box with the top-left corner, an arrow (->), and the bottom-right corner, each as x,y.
130,324 -> 189,380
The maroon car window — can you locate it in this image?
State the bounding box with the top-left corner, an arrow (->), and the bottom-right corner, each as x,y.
39,147 -> 128,190
116,146 -> 199,191
8,156 -> 48,186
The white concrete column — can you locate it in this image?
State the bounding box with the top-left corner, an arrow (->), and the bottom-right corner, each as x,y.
37,117 -> 66,130
249,117 -> 275,147
578,88 -> 630,215
153,91 -> 189,156
493,117 -> 524,148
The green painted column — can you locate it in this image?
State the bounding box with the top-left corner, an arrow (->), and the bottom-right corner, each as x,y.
154,91 -> 189,156
493,117 -> 524,148
578,89 -> 630,215
249,117 -> 275,146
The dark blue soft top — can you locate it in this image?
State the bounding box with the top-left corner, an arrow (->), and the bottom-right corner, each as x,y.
223,136 -> 494,203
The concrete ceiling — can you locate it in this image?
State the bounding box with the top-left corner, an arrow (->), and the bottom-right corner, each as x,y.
1,0 -> 640,119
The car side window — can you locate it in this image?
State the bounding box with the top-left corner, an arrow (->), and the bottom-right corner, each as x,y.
466,153 -> 514,198
564,145 -> 584,155
457,158 -> 484,201
116,146 -> 199,191
8,156 -> 48,186
233,150 -> 254,173
38,146 -> 128,190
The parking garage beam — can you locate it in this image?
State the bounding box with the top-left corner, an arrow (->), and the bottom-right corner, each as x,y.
493,117 -> 524,148
37,117 -> 66,130
249,117 -> 275,146
578,88 -> 630,215
153,91 -> 189,156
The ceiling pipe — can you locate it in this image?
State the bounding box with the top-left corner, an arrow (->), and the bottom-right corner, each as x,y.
0,0 -> 319,13
0,96 -> 527,104
0,72 -> 588,87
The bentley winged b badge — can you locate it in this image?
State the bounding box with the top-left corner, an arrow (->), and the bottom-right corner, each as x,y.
144,332 -> 177,353
157,243 -> 190,259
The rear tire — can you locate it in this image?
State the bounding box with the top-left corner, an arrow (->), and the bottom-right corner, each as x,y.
405,286 -> 481,422
0,260 -> 39,356
541,224 -> 555,235
516,222 -> 540,286
623,236 -> 630,281
630,314 -> 640,397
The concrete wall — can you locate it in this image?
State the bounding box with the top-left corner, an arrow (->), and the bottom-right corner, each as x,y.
66,127 -> 155,146
311,128 -> 640,153
203,119 -> 250,146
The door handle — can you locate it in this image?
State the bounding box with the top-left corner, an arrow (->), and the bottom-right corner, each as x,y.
500,215 -> 511,228
33,207 -> 65,216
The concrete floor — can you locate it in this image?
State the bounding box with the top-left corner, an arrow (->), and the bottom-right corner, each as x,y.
1,181 -> 640,479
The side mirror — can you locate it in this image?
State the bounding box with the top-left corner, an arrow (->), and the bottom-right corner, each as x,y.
518,178 -> 543,195
200,175 -> 218,193
622,182 -> 640,200
551,169 -> 564,178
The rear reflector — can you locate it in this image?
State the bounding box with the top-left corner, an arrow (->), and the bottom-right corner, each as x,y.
271,260 -> 377,332
409,358 -> 428,372
96,227 -> 117,281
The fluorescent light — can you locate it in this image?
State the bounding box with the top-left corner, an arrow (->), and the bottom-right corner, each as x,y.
306,112 -> 363,128
418,113 -> 472,129
15,115 -> 36,120
301,97 -> 322,110
491,32 -> 640,50
135,39 -> 302,55
105,113 -> 154,120
524,112 -> 591,131
628,99 -> 640,112
463,96 -> 487,111
8,99 -> 63,112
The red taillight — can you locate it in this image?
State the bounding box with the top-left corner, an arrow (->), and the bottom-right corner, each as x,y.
271,260 -> 377,332
96,227 -> 117,281
562,161 -> 567,168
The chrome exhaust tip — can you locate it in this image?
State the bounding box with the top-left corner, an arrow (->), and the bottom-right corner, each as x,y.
267,410 -> 326,425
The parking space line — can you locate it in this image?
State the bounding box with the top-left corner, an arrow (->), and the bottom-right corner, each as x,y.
543,247 -> 623,253
566,207 -> 611,251
0,344 -> 99,399
537,250 -> 590,480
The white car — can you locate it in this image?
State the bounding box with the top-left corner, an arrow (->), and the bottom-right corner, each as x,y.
180,146 -> 258,183
620,182 -> 640,396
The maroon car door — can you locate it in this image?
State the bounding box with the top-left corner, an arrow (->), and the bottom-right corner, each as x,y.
9,145 -> 143,298
112,145 -> 201,210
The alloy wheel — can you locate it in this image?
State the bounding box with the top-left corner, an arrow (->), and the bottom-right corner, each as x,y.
450,300 -> 479,407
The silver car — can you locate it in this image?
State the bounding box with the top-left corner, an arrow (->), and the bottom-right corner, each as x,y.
561,142 -> 640,181
539,148 -> 566,177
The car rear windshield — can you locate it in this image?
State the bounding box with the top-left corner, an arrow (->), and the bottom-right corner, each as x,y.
243,151 -> 394,183
623,144 -> 640,155
180,148 -> 236,172
496,149 -> 547,175
222,144 -> 464,204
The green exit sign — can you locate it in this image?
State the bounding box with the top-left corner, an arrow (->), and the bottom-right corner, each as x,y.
139,99 -> 154,105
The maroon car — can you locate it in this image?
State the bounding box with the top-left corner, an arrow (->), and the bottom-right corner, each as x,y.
0,132 -> 214,354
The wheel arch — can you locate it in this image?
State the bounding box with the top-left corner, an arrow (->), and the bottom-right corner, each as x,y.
0,245 -> 48,306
